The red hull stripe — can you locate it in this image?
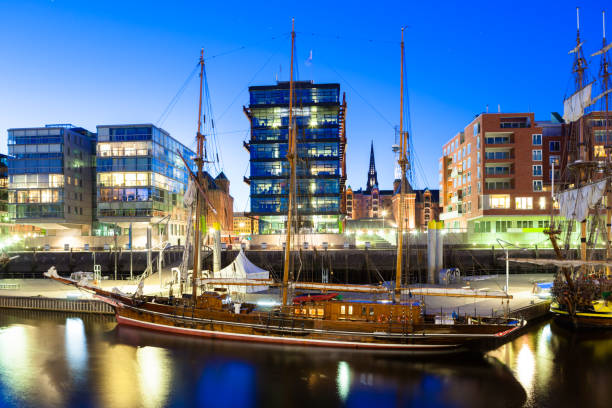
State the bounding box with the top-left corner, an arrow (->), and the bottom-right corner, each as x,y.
115,314 -> 459,350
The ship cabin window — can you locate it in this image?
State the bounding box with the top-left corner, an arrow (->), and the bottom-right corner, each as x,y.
369,307 -> 374,316
348,306 -> 353,315
317,308 -> 324,317
340,305 -> 346,314
361,306 -> 366,316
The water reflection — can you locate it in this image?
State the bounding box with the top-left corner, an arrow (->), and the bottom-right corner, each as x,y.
137,346 -> 171,408
1,310 -> 611,407
0,325 -> 29,401
336,361 -> 351,402
487,321 -> 612,408
65,318 -> 87,375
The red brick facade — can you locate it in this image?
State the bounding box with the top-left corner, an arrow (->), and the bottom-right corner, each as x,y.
439,113 -> 562,230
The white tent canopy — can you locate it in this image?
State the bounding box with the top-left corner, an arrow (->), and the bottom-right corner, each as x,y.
214,249 -> 270,293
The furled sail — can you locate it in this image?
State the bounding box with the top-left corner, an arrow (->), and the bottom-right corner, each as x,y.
591,89 -> 612,105
563,83 -> 593,123
591,42 -> 612,57
568,41 -> 584,54
556,179 -> 607,221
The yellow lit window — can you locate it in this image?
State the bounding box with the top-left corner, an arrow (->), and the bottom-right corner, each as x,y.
340,305 -> 346,314
309,309 -> 315,316
317,308 -> 324,316
515,197 -> 533,210
594,145 -> 606,158
490,195 -> 510,209
348,306 -> 353,315
539,197 -> 546,210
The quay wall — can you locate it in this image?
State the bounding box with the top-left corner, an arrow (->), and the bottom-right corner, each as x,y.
0,246 -> 566,283
0,296 -> 114,314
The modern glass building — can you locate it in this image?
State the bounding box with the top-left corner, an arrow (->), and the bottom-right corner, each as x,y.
0,154 -> 9,236
245,81 -> 347,234
95,124 -> 196,244
7,125 -> 96,231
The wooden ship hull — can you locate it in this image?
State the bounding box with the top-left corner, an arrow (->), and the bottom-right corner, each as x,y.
113,305 -> 520,352
81,284 -> 522,353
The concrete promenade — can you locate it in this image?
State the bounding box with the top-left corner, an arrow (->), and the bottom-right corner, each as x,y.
414,273 -> 553,319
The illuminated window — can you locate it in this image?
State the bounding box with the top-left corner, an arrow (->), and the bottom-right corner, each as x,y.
317,308 -> 324,316
490,195 -> 510,209
594,145 -> 606,158
539,197 -> 546,209
340,305 -> 346,314
309,309 -> 315,316
515,197 -> 533,210
348,305 -> 353,315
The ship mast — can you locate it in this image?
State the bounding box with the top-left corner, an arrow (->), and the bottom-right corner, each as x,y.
395,27 -> 408,302
593,11 -> 612,270
282,19 -> 296,306
192,49 -> 205,306
573,8 -> 589,261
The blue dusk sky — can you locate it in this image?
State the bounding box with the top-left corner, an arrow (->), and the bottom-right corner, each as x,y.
0,0 -> 609,210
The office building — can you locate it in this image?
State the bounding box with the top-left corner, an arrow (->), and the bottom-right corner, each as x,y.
7,123 -> 234,249
244,81 -> 347,234
7,125 -> 96,241
96,124 -> 224,247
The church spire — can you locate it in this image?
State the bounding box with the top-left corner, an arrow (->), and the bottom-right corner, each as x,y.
366,140 -> 379,192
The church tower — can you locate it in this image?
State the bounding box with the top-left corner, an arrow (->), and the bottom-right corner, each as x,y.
366,141 -> 379,192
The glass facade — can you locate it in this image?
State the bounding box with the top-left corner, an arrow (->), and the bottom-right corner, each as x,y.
95,125 -> 195,224
7,125 -> 95,223
247,82 -> 343,234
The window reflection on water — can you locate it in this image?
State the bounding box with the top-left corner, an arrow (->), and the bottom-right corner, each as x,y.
2,313 -> 612,407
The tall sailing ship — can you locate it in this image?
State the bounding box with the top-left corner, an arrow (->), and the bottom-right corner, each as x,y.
45,22 -> 523,351
537,9 -> 612,329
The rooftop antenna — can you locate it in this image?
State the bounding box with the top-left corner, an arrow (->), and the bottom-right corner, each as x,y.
498,104 -> 501,113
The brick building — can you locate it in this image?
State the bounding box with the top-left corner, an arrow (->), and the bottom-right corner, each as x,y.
347,142 -> 440,233
439,112 -> 562,244
233,212 -> 258,236
346,143 -> 394,220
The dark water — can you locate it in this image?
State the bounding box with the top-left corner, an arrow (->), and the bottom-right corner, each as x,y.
0,311 -> 610,408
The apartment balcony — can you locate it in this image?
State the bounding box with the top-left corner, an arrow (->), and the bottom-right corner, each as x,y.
484,171 -> 514,178
440,210 -> 461,221
484,154 -> 514,163
484,135 -> 514,146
